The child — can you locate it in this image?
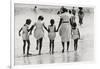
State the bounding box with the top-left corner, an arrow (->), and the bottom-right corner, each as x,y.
30,16 -> 47,55
71,23 -> 80,51
72,7 -> 76,16
70,10 -> 76,27
78,7 -> 84,25
19,19 -> 32,56
33,6 -> 37,13
47,19 -> 56,54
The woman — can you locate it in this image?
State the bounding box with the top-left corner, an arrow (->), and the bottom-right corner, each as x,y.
57,7 -> 71,53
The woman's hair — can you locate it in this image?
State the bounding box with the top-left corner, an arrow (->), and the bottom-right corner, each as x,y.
62,8 -> 68,13
38,16 -> 44,21
61,6 -> 68,13
26,19 -> 31,25
79,7 -> 83,10
50,19 -> 55,24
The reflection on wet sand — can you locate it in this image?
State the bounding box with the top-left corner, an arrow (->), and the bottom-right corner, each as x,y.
16,51 -> 81,65
23,57 -> 31,64
67,51 -> 80,62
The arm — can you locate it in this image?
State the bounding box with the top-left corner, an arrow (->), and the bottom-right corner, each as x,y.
71,29 -> 73,38
70,18 -> 72,26
19,27 -> 22,36
57,11 -> 60,15
78,28 -> 80,39
54,26 -> 57,32
43,23 -> 48,32
48,26 -> 50,32
57,11 -> 61,15
29,24 -> 35,35
57,18 -> 63,31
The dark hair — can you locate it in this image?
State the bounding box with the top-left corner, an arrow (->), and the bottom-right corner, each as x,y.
38,16 -> 44,21
69,9 -> 71,14
73,7 -> 75,9
26,19 -> 31,25
72,23 -> 77,28
79,7 -> 83,10
50,19 -> 55,25
35,6 -> 37,8
61,8 -> 68,13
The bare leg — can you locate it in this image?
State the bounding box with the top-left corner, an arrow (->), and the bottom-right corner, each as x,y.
79,17 -> 81,25
76,39 -> 78,51
52,40 -> 54,54
27,40 -> 31,55
62,42 -> 64,53
36,40 -> 39,50
67,41 -> 70,51
81,18 -> 83,25
49,40 -> 52,54
74,39 -> 78,51
39,38 -> 43,55
23,40 -> 26,55
74,39 -> 76,51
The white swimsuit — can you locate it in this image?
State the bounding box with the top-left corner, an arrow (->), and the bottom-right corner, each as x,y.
22,24 -> 29,40
34,21 -> 44,40
48,25 -> 56,40
72,28 -> 79,40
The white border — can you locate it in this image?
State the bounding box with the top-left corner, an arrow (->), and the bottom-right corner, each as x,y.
10,0 -> 14,68
10,0 -> 95,69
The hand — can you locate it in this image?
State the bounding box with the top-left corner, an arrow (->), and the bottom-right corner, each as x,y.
19,33 -> 21,36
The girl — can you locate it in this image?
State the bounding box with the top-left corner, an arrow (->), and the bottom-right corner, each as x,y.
70,10 -> 76,27
78,7 -> 84,25
72,7 -> 76,16
71,23 -> 80,51
57,7 -> 71,53
47,19 -> 56,54
30,16 -> 47,55
19,19 -> 32,56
